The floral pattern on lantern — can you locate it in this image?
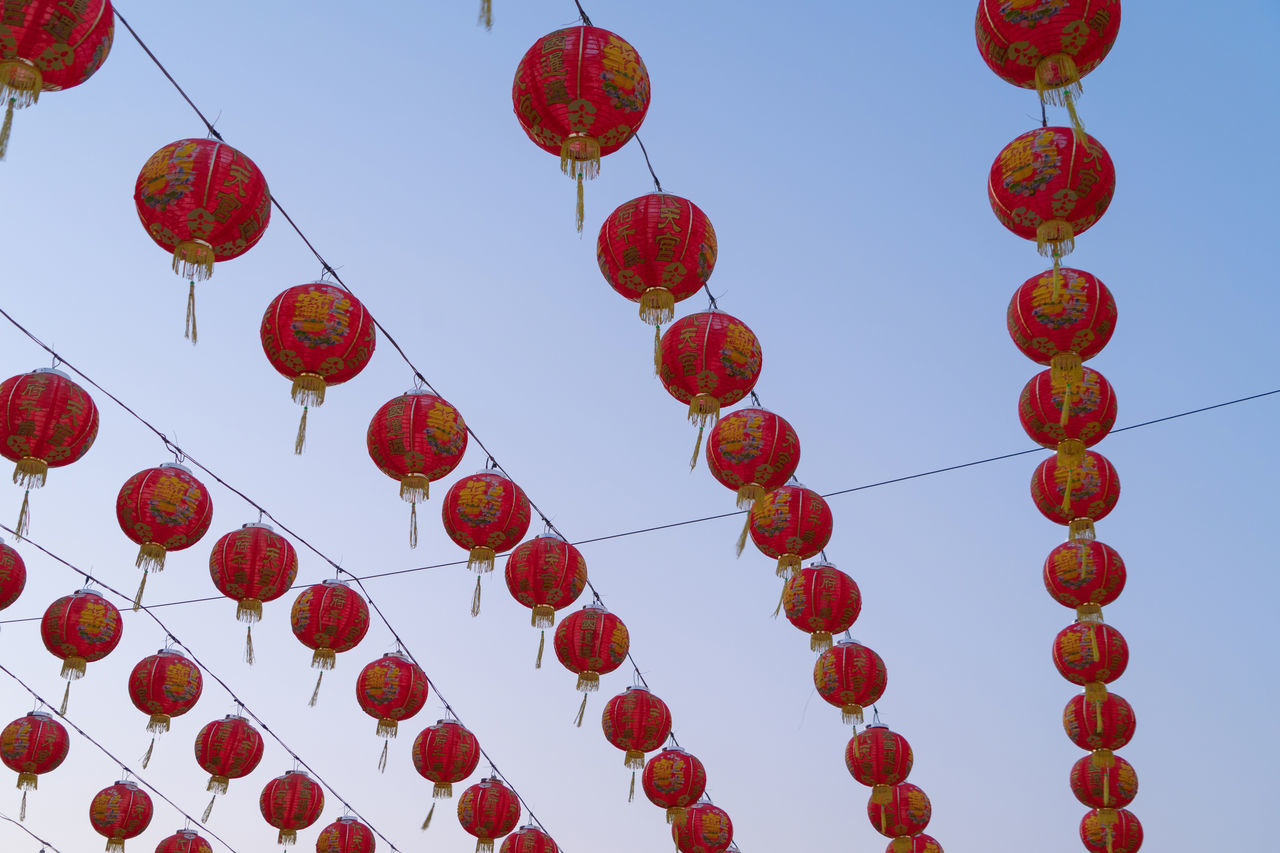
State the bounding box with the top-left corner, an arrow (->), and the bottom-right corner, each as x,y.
89,780 -> 153,853
642,748 -> 706,824
672,801 -> 733,853
813,638 -> 887,725
658,311 -> 761,430
458,776 -> 521,853
846,724 -> 913,806
1,712 -> 68,819
705,407 -> 801,508
748,485 -> 833,576
1053,621 -> 1128,701
867,782 -> 931,840
975,0 -> 1121,102
782,562 -> 862,652
1030,449 -> 1119,533
1043,538 -> 1125,621
116,463 -> 214,604
260,770 -> 325,846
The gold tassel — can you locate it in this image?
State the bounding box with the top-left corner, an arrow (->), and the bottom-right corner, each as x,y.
184,280 -> 198,344
871,784 -> 892,806
777,554 -> 800,579
1060,463 -> 1075,515
133,570 -> 148,611
470,574 -> 483,617
107,837 -> 126,853
574,693 -> 588,727
640,288 -> 676,326
0,97 -> 13,160
1065,90 -> 1086,140
535,630 -> 545,669
736,484 -> 764,509
628,770 -> 636,802
202,794 -> 215,823
400,475 -> 430,503
575,170 -> 585,233
477,0 -> 492,29
687,394 -> 721,426
1091,748 -> 1115,769
421,801 -> 435,830
17,771 -> 37,791
432,781 -> 452,799
409,502 -> 418,549
1094,697 -> 1104,733
772,583 -> 786,619
468,546 -> 496,574
688,422 -> 705,471
561,134 -> 600,234
577,671 -> 600,692
19,788 -> 27,821
277,829 -> 297,846
666,806 -> 685,825
1097,808 -> 1118,827
735,513 -> 751,555
244,625 -> 256,665
377,717 -> 399,738
1034,53 -> 1082,106
1050,352 -> 1083,390
378,740 -> 389,773
141,737 -> 155,769
147,713 -> 171,735
173,241 -> 215,281
312,648 -> 337,669
1059,379 -> 1073,427
531,604 -> 555,628
810,631 -> 833,653
880,804 -> 888,835
207,775 -> 229,794
625,749 -> 644,770
1069,518 -> 1096,540
653,325 -> 662,376
291,373 -> 327,407
1077,603 -> 1103,622
135,543 -> 167,572
59,681 -> 71,715
60,656 -> 87,681
15,489 -> 30,538
1036,219 -> 1075,258
841,704 -> 865,726
1051,255 -> 1062,301
1103,769 -> 1111,806
1088,624 -> 1101,661
891,839 -> 914,853
1106,826 -> 1114,853
1085,681 -> 1108,703
294,406 -> 308,455
308,670 -> 324,707
13,457 -> 47,488
1057,439 -> 1085,469
477,839 -> 495,853
237,598 -> 264,622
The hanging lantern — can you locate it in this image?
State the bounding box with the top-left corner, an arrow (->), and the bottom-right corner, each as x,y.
290,580 -> 370,706
1007,267 -> 1117,388
747,485 -> 833,575
1019,366 -> 1116,465
1043,538 -> 1126,621
1030,449 -> 1120,537
512,26 -> 651,231
0,0 -> 113,159
208,522 -> 299,664
884,835 -> 943,853
442,471 -> 532,616
553,604 -> 630,726
259,770 -> 325,846
501,825 -> 558,853
705,408 -> 801,509
1052,621 -> 1129,702
316,817 -> 376,853
116,462 -> 215,608
0,368 -> 99,537
194,715 -> 264,822
846,724 -> 914,806
457,776 -> 521,853
1081,807 -> 1143,853
260,282 -> 377,453
867,783 -> 932,843
0,538 -> 26,610
367,389 -> 468,547
127,649 -> 202,768
602,686 -> 671,802
641,748 -> 706,824
133,138 -> 271,340
0,712 -> 68,821
40,588 -> 123,714
89,780 -> 154,853
1070,753 -> 1138,810
813,638 -> 887,725
411,720 -> 481,827
155,829 -> 212,853
671,801 -> 733,853
597,193 -> 717,326
1063,692 -> 1135,769
782,562 -> 862,652
504,533 -> 589,667
356,651 -> 429,771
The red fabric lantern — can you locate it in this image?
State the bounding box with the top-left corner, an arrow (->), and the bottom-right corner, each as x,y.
512,26 -> 651,231
504,533 -> 588,627
0,0 -> 113,158
458,776 -> 521,853
41,588 -> 123,713
116,463 -> 215,607
1007,267 -> 1117,389
501,825 -> 558,853
208,522 -> 299,664
602,686 -> 672,769
747,485 -> 833,576
1053,621 -> 1129,702
553,604 -> 630,723
412,720 -> 481,801
316,817 -> 375,853
367,389 -> 468,547
155,829 -> 212,853
1,712 -> 68,820
89,780 -> 153,853
127,649 -> 203,734
988,127 -> 1115,259
705,407 -> 801,508
0,368 -> 99,536
814,639 -> 887,725
291,580 -> 370,705
1043,538 -> 1126,621
1018,366 -> 1116,471
782,562 -> 862,652
1070,753 -> 1138,810
259,770 -> 325,846
885,835 -> 943,853
0,538 -> 26,610
867,783 -> 931,840
1081,808 -> 1143,853
194,715 -> 263,821
260,282 -> 377,453
658,312 -> 762,442
642,748 -> 706,824
846,724 -> 913,806
442,471 -> 532,616
356,651 -> 429,770
1030,449 -> 1119,535
597,193 -> 717,325
672,801 -> 733,853
1064,692 -> 1136,768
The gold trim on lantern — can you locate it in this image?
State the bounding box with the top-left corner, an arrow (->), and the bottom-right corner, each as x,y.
531,604 -> 555,628
173,240 -> 216,281
377,717 -> 399,739
1069,519 -> 1096,541
60,655 -> 87,680
277,829 -> 297,846
665,805 -> 686,825
687,394 -> 721,428
432,781 -> 453,799
1084,681 -> 1108,703
468,546 -> 496,574
736,483 -> 765,510
1050,352 -> 1084,389
624,748 -> 645,770
400,475 -> 430,504
135,542 -> 167,571
1091,748 -> 1116,769
871,784 -> 892,806
207,775 -> 229,795
311,648 -> 337,670
576,671 -> 601,692
17,771 -> 38,792
841,703 -> 865,726
1057,439 -> 1086,469
810,631 -> 834,654
1077,603 -> 1103,623
147,713 -> 171,734
237,598 -> 264,623
1034,53 -> 1083,106
0,59 -> 43,108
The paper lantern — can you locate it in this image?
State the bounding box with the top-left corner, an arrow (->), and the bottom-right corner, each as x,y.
1081,808 -> 1143,853
194,715 -> 264,821
260,282 -> 377,453
0,0 -> 113,158
291,580 -> 370,705
501,825 -> 558,853
504,533 -> 588,633
658,312 -> 762,444
0,538 -> 26,610
259,770 -> 325,846
705,407 -> 801,509
155,829 -> 213,853
1070,753 -> 1137,810
1007,267 -> 1117,389
1018,366 -> 1116,470
367,389 -> 468,547
885,835 -> 943,853
89,780 -> 153,853
1030,449 -> 1119,535
356,651 -> 429,770
0,712 -> 68,820
814,638 -> 887,725
116,463 -> 214,607
512,26 -> 651,230
642,748 -> 706,824
747,485 -> 833,576
782,562 -> 862,652
597,193 -> 717,325
1043,538 -> 1126,621
442,471 -> 531,616
316,817 -> 375,853
554,604 -> 630,725
1064,692 -> 1136,768
0,368 -> 99,536
208,522 -> 299,663
1052,621 -> 1129,702
127,648 -> 202,768
867,783 -> 931,840
846,724 -> 913,806
458,776 -> 521,853
602,686 -> 671,768
412,720 -> 481,806
41,588 -> 123,713
672,801 -> 733,853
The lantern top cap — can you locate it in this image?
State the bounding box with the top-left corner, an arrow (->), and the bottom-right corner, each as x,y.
31,367 -> 71,380
320,579 -> 349,589
222,714 -> 248,721
436,718 -> 468,729
283,769 -> 310,778
401,388 -> 434,397
28,711 -> 52,720
113,780 -> 140,789
240,521 -> 275,532
158,462 -> 193,474
836,637 -> 863,647
534,531 -> 565,542
173,830 -> 199,838
153,647 -> 185,656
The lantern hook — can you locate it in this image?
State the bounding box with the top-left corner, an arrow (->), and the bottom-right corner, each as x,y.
749,391 -> 762,408
572,0 -> 592,25
819,549 -> 829,562
704,287 -> 719,311
634,134 -> 664,193
871,705 -> 883,725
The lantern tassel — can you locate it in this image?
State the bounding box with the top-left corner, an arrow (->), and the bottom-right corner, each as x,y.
1088,624 -> 1101,661
18,788 -> 26,821
772,583 -> 785,619
575,170 -> 585,233
141,737 -> 155,769
1060,463 -> 1075,515
378,739 -> 389,773
810,631 -> 833,653
470,574 -> 483,618
535,630 -> 545,669
653,325 -> 662,375
135,543 -> 166,572
478,0 -> 492,30
1085,681 -> 1108,703
735,513 -> 751,556
1065,90 -> 1086,140
871,784 -> 892,806
1091,748 -> 1115,769
244,625 -> 256,665
432,782 -> 452,799
377,717 -> 398,739
278,829 -> 297,846
1095,697 -> 1104,733
1051,255 -> 1062,301
1106,827 -> 1114,853
202,794 -> 216,823
15,489 -> 30,539
147,713 -> 171,735
777,554 -> 800,579
688,423 -> 705,471
409,502 -> 418,549
1059,380 -> 1073,427
185,280 -> 198,344
574,693 -> 588,728
1036,219 -> 1075,258
841,704 -> 865,726
207,775 -> 229,795
421,801 -> 435,830
295,406 -> 308,455
1070,518 -> 1096,540
59,681 -> 70,716
477,839 -> 495,853
628,769 -> 636,802
1103,771 -> 1110,806
467,546 -> 496,574
0,97 -> 14,160
308,670 -> 324,707
108,837 -> 127,853
291,373 -> 327,407
531,604 -> 555,628
132,570 -> 148,612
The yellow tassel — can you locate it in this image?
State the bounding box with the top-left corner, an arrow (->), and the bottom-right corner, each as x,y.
871,784 -> 892,806
531,605 -> 555,628
625,749 -> 644,770
1050,352 -> 1083,390
432,781 -> 452,799
13,457 -> 47,488
291,373 -> 327,407
1088,624 -> 1101,661
777,554 -> 800,579
1077,603 -> 1103,623
574,693 -> 588,727
1069,518 -> 1096,540
735,512 -> 751,556
294,406 -> 308,455
1097,808 -> 1118,827
772,583 -> 786,619
421,801 -> 435,830
59,681 -> 70,716
1103,770 -> 1111,806
810,631 -> 833,653
1085,681 -> 1108,703
666,806 -> 685,825
184,280 -> 198,344
688,423 -> 705,471
1051,254 -> 1062,301
237,598 -> 264,622
277,829 -> 297,846
535,630 -> 545,669
575,170 -> 585,233
173,241 -> 215,282
135,542 -> 167,572
653,325 -> 662,376
736,484 -> 764,509
1106,827 -> 1114,853
577,671 -> 600,692
133,570 -> 148,612
1058,439 -> 1085,469
19,788 -> 26,821
309,670 -> 324,707
1036,219 -> 1075,258
687,394 -> 721,427
470,574 -> 483,618
400,475 -> 430,504
477,839 -> 495,853
628,770 -> 636,802
0,97 -> 14,160
15,489 -> 30,539
841,704 -> 865,726
201,794 -> 215,823
468,546 -> 496,574
891,839 -> 914,853
1091,748 -> 1115,769
147,713 -> 171,735
60,656 -> 87,681
880,805 -> 888,835
1034,53 -> 1082,106
409,502 -> 418,549
1094,697 -> 1104,733
244,625 -> 256,665
477,0 -> 492,29
1059,379 -> 1073,427
207,775 -> 229,795
1065,90 -> 1086,140
640,288 -> 676,326
312,648 -> 336,669
141,737 -> 155,769
378,740 -> 389,773
1060,463 -> 1075,515
17,772 -> 37,791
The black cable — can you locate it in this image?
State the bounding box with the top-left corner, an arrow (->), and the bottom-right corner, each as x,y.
633,134 -> 663,193
0,811 -> 63,853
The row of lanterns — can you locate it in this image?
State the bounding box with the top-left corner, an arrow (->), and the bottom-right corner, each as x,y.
977,3 -> 1142,852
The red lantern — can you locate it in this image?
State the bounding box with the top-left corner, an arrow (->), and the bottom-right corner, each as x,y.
747,485 -> 833,576
89,780 -> 153,853
0,0 -> 113,158
1064,692 -> 1136,768
501,825 -> 558,853
597,193 -> 717,325
41,588 -> 123,713
316,817 -> 375,853
367,389 -> 468,547
1081,808 -> 1143,853
705,407 -> 801,508
782,562 -> 862,652
846,724 -> 913,806
0,368 -> 99,536
290,580 -> 370,706
642,748 -> 706,824
356,651 -> 429,770
259,770 -> 325,846
1043,538 -> 1126,621
602,686 -> 672,769
672,802 -> 732,853
1070,753 -> 1137,810
155,829 -> 212,853
1007,267 -> 1117,388
1053,622 -> 1129,702
1019,366 -> 1116,466
814,639 -> 887,725
208,522 -> 299,664
868,783 -> 931,840
657,312 -> 762,443
412,720 -> 481,802
1,712 -> 68,820
442,471 -> 532,616
988,127 -> 1115,260
554,604 -> 630,725
885,835 -> 943,853
1030,449 -> 1119,535
194,715 -> 264,821
260,282 -> 377,453
116,463 -> 215,607
0,538 -> 26,610
504,534 -> 589,666
458,776 -> 521,853
512,26 -> 651,231
127,648 -> 202,768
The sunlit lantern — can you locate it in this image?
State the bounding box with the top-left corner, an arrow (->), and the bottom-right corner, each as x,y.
442,470 -> 531,616
316,817 -> 376,853
782,561 -> 862,652
1052,621 -> 1129,702
672,801 -> 733,853
127,648 -> 203,768
813,638 -> 887,725
504,533 -> 588,667
1043,538 -> 1125,622
1019,366 -> 1116,467
747,485 -> 833,575
259,770 -> 324,846
89,780 -> 153,853
706,407 -> 801,508
194,714 -> 263,822
846,724 -> 914,806
641,748 -> 706,824
208,522 -> 299,664
0,711 -> 68,820
553,604 -> 630,726
40,587 -> 123,714
0,538 -> 26,610
1081,807 -> 1143,853
458,776 -> 521,853
290,580 -> 370,706
1007,267 -> 1117,388
602,686 -> 671,800
1063,692 -> 1135,769
412,719 -> 481,829
356,651 -> 429,771
116,462 -> 214,609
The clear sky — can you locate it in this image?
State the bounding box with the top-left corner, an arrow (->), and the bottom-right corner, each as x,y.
2,2 -> 1278,852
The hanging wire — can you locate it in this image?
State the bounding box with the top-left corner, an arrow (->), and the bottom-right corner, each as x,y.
0,812 -> 63,853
